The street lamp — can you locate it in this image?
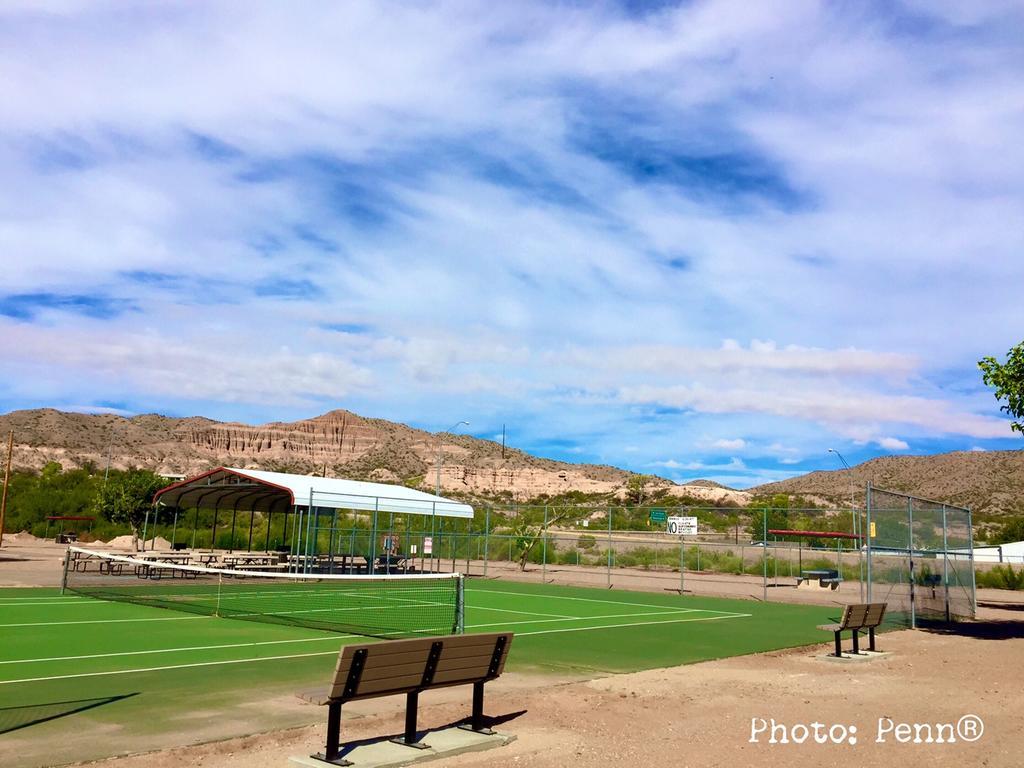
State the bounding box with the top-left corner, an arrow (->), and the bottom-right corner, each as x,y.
435,421 -> 470,496
431,421 -> 468,573
828,447 -> 863,600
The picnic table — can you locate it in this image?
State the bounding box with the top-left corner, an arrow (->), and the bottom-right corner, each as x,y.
798,569 -> 842,590
136,551 -> 192,564
134,551 -> 194,579
222,553 -> 283,570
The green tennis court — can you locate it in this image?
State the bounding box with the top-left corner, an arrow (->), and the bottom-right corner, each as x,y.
1,579 -> 837,767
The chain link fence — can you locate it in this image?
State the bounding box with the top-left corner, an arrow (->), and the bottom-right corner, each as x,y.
158,491 -> 976,625
866,484 -> 975,628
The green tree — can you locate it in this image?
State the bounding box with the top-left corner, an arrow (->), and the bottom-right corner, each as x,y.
994,517 -> 1024,545
979,341 -> 1024,433
92,470 -> 170,549
625,474 -> 653,505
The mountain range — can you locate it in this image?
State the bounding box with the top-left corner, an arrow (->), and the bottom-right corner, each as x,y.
0,408 -> 1020,516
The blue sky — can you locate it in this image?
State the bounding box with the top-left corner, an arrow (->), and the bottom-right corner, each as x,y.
1,1 -> 1022,488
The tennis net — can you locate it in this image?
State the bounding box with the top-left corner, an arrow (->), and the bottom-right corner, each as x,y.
62,547 -> 464,638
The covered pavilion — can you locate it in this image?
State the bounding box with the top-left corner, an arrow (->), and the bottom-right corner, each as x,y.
149,466 -> 474,571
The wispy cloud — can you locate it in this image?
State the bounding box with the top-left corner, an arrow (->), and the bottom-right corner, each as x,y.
1,1 -> 1022,487
876,436 -> 910,451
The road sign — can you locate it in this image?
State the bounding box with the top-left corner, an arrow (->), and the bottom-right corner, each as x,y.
649,509 -> 667,523
869,521 -> 876,538
667,516 -> 698,536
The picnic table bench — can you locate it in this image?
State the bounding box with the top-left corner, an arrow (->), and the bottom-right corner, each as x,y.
222,553 -> 280,569
798,569 -> 843,590
299,632 -> 513,765
817,602 -> 886,657
133,551 -> 195,580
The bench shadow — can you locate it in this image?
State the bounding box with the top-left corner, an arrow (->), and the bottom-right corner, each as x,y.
333,710 -> 528,761
916,618 -> 1024,640
0,693 -> 138,735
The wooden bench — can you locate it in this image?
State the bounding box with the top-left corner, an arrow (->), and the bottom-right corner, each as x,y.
299,632 -> 513,765
817,603 -> 886,657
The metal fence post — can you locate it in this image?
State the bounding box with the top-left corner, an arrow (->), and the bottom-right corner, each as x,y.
908,497 -> 915,629
679,536 -> 685,594
607,506 -> 612,588
542,505 -> 548,581
941,504 -> 950,622
762,508 -> 768,602
968,508 -> 977,618
483,508 -> 490,577
865,483 -> 873,603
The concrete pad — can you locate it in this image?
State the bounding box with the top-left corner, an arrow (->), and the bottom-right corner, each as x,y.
821,650 -> 890,663
289,726 -> 516,768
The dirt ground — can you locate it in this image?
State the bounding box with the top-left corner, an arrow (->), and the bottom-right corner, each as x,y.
4,538 -> 1024,768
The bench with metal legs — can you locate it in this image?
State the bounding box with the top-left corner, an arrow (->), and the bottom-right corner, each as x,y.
818,603 -> 887,658
299,632 -> 514,765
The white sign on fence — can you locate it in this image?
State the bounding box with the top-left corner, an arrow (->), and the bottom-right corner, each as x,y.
667,516 -> 698,536
423,536 -> 433,555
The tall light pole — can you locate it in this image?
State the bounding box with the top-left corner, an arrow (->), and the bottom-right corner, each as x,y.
432,421 -> 468,573
828,447 -> 863,600
435,421 -> 469,496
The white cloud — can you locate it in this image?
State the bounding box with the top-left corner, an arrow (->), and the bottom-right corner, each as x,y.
711,438 -> 747,450
0,1 -> 1021,488
876,436 -> 909,451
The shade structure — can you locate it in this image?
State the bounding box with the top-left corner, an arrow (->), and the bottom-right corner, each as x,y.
153,466 -> 474,518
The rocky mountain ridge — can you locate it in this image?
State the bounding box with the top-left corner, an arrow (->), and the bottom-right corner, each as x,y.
0,408 -> 748,504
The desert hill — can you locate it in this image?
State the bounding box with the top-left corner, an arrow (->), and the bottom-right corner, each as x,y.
2,408 -> 1021,515
751,450 -> 1024,517
0,408 -> 748,504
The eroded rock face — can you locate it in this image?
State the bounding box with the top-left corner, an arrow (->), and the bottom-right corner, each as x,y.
0,408 -> 686,501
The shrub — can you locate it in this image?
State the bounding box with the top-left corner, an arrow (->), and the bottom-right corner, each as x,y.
976,564 -> 1024,590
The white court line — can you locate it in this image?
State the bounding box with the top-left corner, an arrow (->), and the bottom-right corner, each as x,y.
0,600 -> 100,607
517,612 -> 751,637
0,650 -> 341,685
0,615 -> 212,628
0,594 -> 89,600
0,613 -> 755,686
469,587 -> 746,615
471,608 -> 704,629
469,604 -> 579,620
0,635 -> 353,665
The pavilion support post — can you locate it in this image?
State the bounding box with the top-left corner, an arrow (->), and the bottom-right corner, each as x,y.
229,506 -> 238,553
306,489 -> 315,574
264,510 -> 272,553
211,500 -> 221,551
171,507 -> 179,547
327,508 -> 338,571
370,501 -> 379,574
247,509 -> 256,552
191,506 -> 200,549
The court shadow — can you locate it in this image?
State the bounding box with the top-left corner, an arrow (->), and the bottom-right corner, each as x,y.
917,618 -> 1024,640
0,693 -> 138,735
978,600 -> 1024,612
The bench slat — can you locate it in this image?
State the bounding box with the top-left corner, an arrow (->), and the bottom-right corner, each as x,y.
354,659 -> 441,683
325,633 -> 513,702
430,667 -> 501,686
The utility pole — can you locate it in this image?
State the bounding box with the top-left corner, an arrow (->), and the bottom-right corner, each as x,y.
0,431 -> 13,548
828,447 -> 863,601
434,421 -> 469,496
